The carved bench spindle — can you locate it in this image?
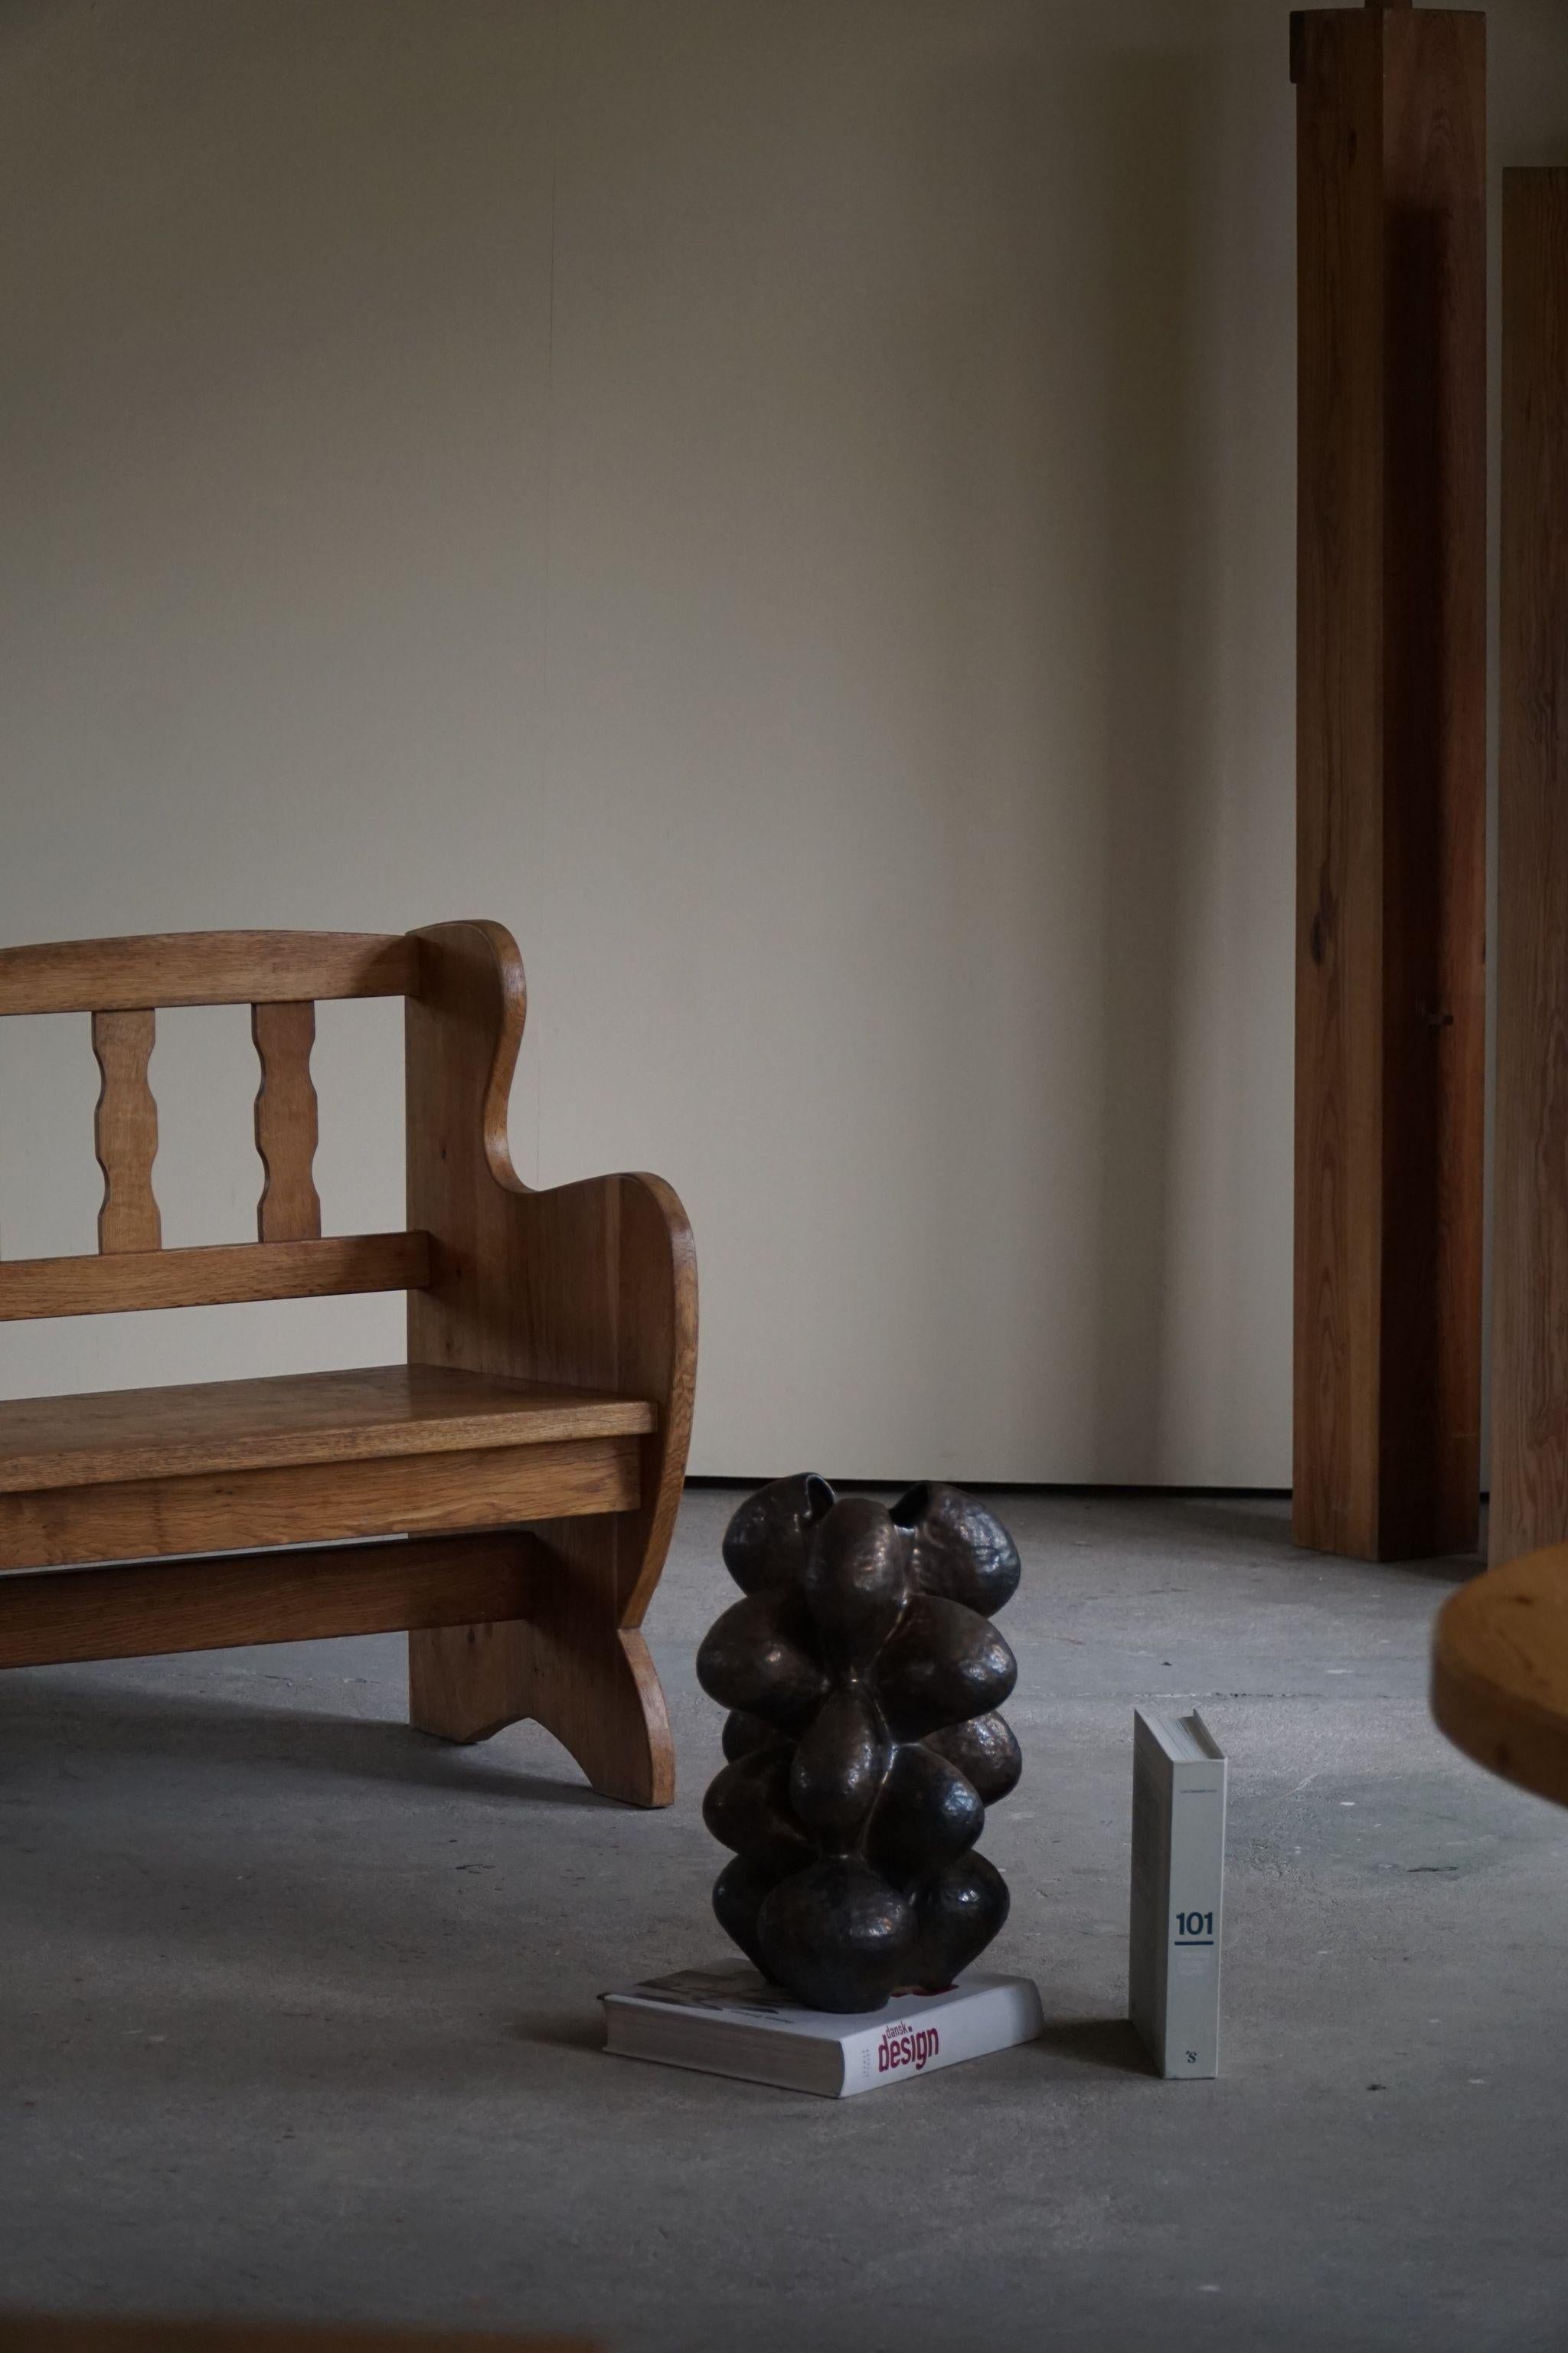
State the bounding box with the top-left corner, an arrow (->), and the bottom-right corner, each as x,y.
93,1008 -> 161,1253
253,1001 -> 322,1243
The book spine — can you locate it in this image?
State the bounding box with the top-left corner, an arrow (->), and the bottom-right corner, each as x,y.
836,1985 -> 1037,2098
1129,1714 -> 1173,2064
1162,1754 -> 1226,2078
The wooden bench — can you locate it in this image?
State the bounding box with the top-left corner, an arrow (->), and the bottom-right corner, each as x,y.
0,922 -> 696,1806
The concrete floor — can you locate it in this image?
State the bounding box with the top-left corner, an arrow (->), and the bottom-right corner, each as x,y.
2,1489 -> 1566,2351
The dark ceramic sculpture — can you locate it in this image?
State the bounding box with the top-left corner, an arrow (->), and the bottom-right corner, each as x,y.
696,1475 -> 1022,2013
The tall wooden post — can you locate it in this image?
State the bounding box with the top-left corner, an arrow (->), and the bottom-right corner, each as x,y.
1491,171 -> 1568,1567
1291,2 -> 1485,1561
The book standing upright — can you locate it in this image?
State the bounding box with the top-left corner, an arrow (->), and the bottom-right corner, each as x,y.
1129,1708 -> 1227,2078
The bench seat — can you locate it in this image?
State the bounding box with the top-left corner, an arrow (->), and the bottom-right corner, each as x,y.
0,1364 -> 656,1572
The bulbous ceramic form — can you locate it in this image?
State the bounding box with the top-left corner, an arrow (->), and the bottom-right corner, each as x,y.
697,1476 -> 1022,2012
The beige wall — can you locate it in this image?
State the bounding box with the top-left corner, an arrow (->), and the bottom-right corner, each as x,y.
2,0 -> 1565,1485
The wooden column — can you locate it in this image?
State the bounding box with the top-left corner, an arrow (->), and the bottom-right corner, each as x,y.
1291,2 -> 1485,1560
1491,172 -> 1568,1566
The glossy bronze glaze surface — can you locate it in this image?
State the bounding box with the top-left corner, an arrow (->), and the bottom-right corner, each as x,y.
697,1474 -> 1022,2012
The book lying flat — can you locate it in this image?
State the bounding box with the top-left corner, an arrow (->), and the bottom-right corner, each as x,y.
1129,1708 -> 1227,2079
602,1965 -> 1044,2098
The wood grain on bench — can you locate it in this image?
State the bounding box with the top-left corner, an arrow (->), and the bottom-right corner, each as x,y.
0,1233 -> 430,1321
0,1364 -> 655,1492
0,1436 -> 642,1573
0,929 -> 416,1015
0,1528 -> 536,1667
92,1008 -> 161,1251
253,999 -> 322,1241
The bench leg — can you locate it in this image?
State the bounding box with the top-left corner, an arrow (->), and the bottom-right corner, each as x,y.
409,1619 -> 530,1747
408,1531 -> 675,1809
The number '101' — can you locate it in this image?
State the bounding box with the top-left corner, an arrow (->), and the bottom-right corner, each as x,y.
1177,1910 -> 1214,1937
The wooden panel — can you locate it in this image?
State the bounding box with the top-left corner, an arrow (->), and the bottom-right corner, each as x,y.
406,920 -> 697,1803
0,1231 -> 428,1322
0,1529 -> 532,1668
253,1000 -> 322,1241
1378,8 -> 1487,1560
0,1361 -> 655,1492
0,1434 -> 642,1570
407,1606 -> 540,1747
1292,8 -> 1485,1561
92,1008 -> 161,1253
0,930 -> 415,1015
1491,171 -> 1568,1567
1432,1542 -> 1568,1810
1295,6 -> 1386,1560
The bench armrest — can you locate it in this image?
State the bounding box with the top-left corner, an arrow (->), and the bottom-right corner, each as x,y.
405,922 -> 697,1626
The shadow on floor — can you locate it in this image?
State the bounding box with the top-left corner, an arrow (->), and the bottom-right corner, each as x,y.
517,2012 -> 606,2055
0,1671 -> 613,1807
1034,2016 -> 1155,2076
1167,1496 -> 1481,1586
1164,1497 -> 1296,1551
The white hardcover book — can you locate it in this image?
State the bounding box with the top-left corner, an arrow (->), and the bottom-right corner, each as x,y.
602,1966 -> 1044,2098
1129,1708 -> 1227,2079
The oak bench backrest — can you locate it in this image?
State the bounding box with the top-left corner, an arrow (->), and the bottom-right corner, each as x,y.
0,930 -> 430,1322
